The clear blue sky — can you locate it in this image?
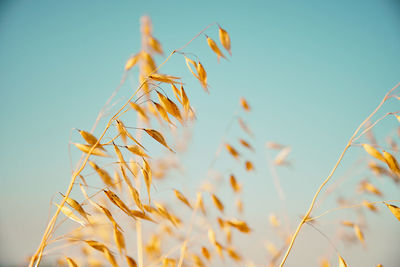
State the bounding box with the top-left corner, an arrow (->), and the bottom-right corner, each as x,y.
0,0 -> 399,266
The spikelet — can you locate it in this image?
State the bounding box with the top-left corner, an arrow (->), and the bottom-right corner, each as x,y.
180,86 -> 190,113
384,203 -> 400,221
126,256 -> 137,267
353,225 -> 364,244
142,158 -> 152,202
196,61 -> 208,91
265,241 -> 279,258
236,199 -> 243,213
394,114 -> 400,123
88,161 -> 114,188
161,258 -> 176,267
78,130 -> 104,150
146,235 -> 161,258
341,221 -> 354,227
245,161 -> 254,171
166,97 -> 183,123
211,194 -> 224,213
274,147 -> 291,165
153,102 -> 176,126
171,84 -> 183,104
269,214 -> 280,227
239,139 -> 253,151
144,129 -> 174,152
56,258 -> 66,266
141,52 -> 156,73
240,97 -> 250,111
227,219 -> 251,233
208,228 -> 216,245
119,164 -> 134,190
206,35 -> 226,61
218,26 -> 231,55
73,143 -> 108,157
116,120 -> 128,145
217,217 -> 226,229
113,170 -> 123,192
88,258 -> 102,267
382,150 -> 400,175
65,257 -> 79,267
129,158 -> 139,177
147,101 -> 160,119
54,203 -> 86,226
102,247 -> 118,267
363,200 -> 378,212
362,144 -> 386,162
149,73 -> 180,84
338,255 -> 347,267
320,258 -> 331,267
84,240 -> 107,252
229,174 -> 241,193
104,190 -> 132,217
97,204 -> 122,231
129,186 -> 144,212
174,189 -> 192,209
130,210 -> 155,222
192,253 -> 204,267
130,102 -> 149,123
156,91 -> 183,123
125,53 -> 140,70
225,143 -> 240,159
155,91 -> 170,110
60,193 -> 90,222
196,192 -> 206,215
224,229 -> 232,245
214,241 -> 224,258
116,120 -> 145,149
126,145 -> 149,158
185,56 -> 199,79
201,246 -> 211,261
227,247 -> 242,262
368,161 -> 389,177
359,181 -> 382,196
148,36 -> 163,54
154,202 -> 180,227
113,223 -> 126,254
266,142 -> 285,150
113,143 -> 131,175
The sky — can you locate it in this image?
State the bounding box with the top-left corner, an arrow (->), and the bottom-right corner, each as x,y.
1,0 -> 400,266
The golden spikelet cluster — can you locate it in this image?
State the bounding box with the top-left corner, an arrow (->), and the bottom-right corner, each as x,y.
29,15 -> 400,267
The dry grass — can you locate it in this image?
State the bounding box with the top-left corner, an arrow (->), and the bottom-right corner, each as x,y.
29,16 -> 400,267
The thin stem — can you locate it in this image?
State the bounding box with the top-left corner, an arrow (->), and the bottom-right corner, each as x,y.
305,222 -> 339,254
353,112 -> 399,142
278,82 -> 400,267
306,199 -> 400,222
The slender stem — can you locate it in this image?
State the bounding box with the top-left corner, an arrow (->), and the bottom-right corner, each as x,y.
305,222 -> 339,254
278,82 -> 400,267
306,199 -> 400,222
